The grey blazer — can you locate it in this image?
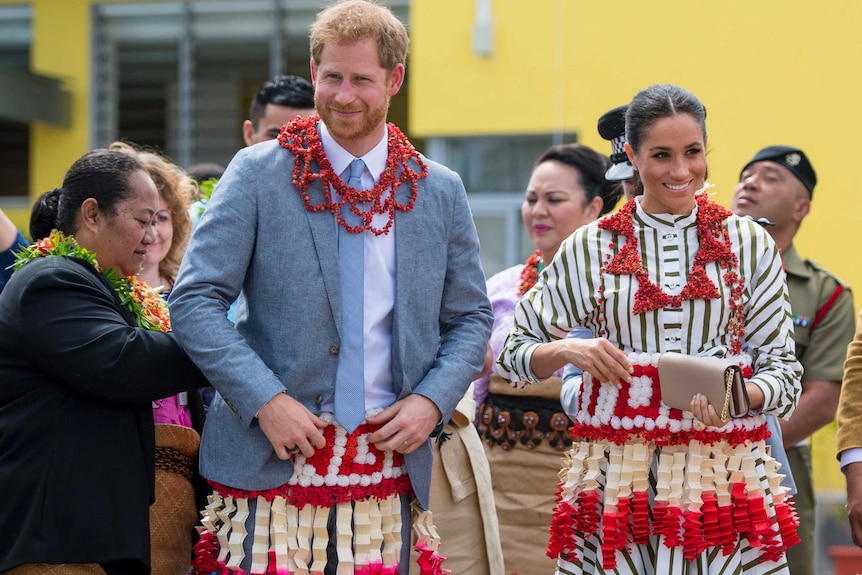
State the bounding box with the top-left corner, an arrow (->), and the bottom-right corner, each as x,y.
169,138 -> 493,508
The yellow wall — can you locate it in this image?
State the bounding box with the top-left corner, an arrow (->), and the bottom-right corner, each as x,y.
30,0 -> 91,217
410,0 -> 862,489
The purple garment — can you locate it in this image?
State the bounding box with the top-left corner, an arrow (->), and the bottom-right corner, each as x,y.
473,264 -> 563,405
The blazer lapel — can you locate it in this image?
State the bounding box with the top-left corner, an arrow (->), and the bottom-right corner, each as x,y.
305,194 -> 343,337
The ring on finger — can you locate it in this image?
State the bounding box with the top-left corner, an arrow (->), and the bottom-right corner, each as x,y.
286,444 -> 299,453
402,440 -> 410,447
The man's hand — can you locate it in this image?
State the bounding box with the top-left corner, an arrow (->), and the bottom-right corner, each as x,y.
257,392 -> 328,459
846,462 -> 862,547
366,394 -> 441,454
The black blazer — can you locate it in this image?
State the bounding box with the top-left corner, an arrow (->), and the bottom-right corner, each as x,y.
0,256 -> 208,574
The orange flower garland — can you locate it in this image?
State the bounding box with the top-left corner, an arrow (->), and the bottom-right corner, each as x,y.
13,230 -> 171,332
277,115 -> 428,236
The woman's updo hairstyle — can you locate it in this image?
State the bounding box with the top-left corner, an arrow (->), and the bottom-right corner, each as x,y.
625,84 -> 707,154
28,149 -> 145,240
534,143 -> 623,216
29,188 -> 62,241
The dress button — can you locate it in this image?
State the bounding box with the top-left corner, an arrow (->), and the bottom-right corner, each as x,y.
329,344 -> 339,355
316,395 -> 323,406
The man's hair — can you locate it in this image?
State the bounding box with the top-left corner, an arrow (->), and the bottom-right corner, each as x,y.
310,0 -> 409,72
249,75 -> 315,129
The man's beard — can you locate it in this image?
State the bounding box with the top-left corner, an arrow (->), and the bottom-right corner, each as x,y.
316,94 -> 389,144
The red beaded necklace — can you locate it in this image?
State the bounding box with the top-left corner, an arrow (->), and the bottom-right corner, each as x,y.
517,249 -> 543,296
277,115 -> 428,236
598,192 -> 745,354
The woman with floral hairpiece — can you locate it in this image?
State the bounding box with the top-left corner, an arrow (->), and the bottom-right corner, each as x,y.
498,84 -> 802,575
0,149 -> 208,575
473,142 -> 622,575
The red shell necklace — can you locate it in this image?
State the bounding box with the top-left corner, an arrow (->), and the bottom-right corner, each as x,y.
277,115 -> 428,236
518,250 -> 543,296
597,192 -> 745,354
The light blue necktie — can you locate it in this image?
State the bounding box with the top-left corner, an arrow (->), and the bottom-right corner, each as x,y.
334,158 -> 367,432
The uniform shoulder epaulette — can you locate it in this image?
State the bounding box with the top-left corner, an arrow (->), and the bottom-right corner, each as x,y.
804,258 -> 852,291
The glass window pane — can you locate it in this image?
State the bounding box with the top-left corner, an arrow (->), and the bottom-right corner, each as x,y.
0,5 -> 30,198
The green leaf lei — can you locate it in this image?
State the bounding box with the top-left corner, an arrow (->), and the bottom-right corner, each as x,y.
13,230 -> 171,332
194,177 -> 218,220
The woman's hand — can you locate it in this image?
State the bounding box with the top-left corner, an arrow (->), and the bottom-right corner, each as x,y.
690,381 -> 764,427
532,337 -> 632,384
690,393 -> 727,427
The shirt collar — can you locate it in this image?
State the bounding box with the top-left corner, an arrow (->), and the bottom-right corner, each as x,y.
318,120 -> 388,182
633,195 -> 699,229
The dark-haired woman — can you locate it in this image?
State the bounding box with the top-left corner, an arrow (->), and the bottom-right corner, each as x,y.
473,143 -> 622,575
498,85 -> 802,574
0,149 -> 208,575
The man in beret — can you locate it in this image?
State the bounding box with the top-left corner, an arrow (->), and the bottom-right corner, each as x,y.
597,104 -> 639,200
732,145 -> 855,575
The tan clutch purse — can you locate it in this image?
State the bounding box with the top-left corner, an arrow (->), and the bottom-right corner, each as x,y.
657,353 -> 750,421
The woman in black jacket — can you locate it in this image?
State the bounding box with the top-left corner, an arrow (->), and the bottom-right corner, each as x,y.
0,149 -> 208,575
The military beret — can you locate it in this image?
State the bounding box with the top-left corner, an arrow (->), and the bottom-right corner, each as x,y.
740,145 -> 817,197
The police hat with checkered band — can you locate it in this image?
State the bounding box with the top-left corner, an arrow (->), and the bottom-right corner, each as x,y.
597,105 -> 634,182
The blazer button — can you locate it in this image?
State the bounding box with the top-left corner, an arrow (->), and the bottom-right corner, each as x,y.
316,394 -> 323,406
329,344 -> 339,355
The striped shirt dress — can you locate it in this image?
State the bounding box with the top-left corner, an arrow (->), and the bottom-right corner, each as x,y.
498,195 -> 803,575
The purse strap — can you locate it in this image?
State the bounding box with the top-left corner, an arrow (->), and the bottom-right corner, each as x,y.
720,368 -> 734,422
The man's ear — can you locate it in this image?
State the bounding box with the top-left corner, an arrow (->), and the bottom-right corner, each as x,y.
792,197 -> 811,224
242,120 -> 256,147
387,63 -> 405,96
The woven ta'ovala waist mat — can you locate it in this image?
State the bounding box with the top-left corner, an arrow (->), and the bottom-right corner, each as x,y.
476,393 -> 572,451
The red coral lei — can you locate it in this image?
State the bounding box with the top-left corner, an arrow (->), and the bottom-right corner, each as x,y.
597,192 -> 745,354
517,249 -> 543,296
277,114 -> 428,236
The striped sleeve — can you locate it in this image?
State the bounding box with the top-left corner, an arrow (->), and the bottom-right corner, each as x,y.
733,218 -> 803,418
496,226 -> 601,383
